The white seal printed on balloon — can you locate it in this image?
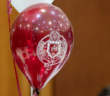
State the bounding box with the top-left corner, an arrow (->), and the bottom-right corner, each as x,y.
37,31 -> 67,73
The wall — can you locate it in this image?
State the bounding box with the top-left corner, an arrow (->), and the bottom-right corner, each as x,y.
54,0 -> 110,96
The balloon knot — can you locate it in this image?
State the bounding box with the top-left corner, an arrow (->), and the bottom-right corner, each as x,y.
35,90 -> 39,95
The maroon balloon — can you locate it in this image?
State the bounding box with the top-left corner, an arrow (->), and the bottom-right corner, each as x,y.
10,3 -> 74,90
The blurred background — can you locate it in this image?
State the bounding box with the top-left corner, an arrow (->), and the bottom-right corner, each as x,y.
0,0 -> 110,96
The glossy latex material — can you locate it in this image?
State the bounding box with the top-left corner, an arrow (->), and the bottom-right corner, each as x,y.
10,3 -> 74,90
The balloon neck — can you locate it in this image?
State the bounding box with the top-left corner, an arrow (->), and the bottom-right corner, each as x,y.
35,90 -> 39,95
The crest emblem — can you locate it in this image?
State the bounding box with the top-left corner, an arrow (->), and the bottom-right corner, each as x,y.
37,31 -> 67,73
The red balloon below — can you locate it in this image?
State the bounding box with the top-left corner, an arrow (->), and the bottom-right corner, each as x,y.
10,3 -> 74,90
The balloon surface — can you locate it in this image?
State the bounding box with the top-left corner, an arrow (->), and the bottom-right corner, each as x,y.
10,3 -> 74,90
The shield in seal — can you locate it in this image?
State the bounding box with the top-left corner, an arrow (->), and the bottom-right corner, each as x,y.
37,31 -> 67,73
47,42 -> 61,58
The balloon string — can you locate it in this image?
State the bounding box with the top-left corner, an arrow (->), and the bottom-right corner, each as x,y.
7,0 -> 22,96
7,0 -> 12,31
13,60 -> 22,96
